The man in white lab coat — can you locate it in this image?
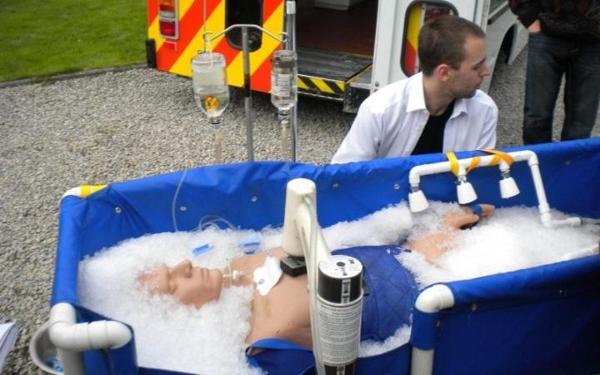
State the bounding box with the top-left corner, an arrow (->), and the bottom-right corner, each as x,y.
332,15 -> 497,163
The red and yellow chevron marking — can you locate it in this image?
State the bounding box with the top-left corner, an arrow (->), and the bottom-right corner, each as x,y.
403,4 -> 423,76
147,0 -> 284,93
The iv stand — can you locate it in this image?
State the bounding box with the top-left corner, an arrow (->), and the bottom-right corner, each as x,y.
285,1 -> 298,161
204,25 -> 289,162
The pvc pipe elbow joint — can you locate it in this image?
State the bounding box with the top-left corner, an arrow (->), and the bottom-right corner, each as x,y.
50,321 -> 131,351
542,215 -> 582,228
414,284 -> 455,313
49,303 -> 131,351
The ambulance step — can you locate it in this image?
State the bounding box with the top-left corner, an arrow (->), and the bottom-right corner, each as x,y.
297,48 -> 372,100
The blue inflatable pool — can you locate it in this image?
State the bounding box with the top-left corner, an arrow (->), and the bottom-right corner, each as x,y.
49,138 -> 600,375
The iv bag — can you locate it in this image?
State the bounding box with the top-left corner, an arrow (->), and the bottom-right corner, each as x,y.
271,49 -> 297,112
192,52 -> 230,121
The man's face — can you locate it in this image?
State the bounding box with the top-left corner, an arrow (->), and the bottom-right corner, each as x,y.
138,260 -> 223,307
447,36 -> 490,98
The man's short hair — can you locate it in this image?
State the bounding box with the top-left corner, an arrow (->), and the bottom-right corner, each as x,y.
418,15 -> 485,76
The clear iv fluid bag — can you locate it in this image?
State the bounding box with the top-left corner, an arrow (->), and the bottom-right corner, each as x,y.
271,50 -> 297,112
192,52 -> 230,120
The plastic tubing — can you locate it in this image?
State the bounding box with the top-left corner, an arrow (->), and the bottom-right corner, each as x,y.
222,267 -> 247,286
213,124 -> 223,164
171,170 -> 188,232
559,243 -> 600,261
280,116 -> 290,159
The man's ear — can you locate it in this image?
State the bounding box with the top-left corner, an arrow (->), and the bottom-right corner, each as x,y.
434,64 -> 451,82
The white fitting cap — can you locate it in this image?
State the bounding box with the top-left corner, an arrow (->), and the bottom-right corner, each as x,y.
499,177 -> 520,199
409,190 -> 429,213
457,182 -> 477,204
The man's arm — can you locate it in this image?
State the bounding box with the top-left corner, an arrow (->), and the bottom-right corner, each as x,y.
508,0 -> 540,28
331,101 -> 380,164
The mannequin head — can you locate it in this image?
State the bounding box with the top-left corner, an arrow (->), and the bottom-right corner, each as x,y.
138,260 -> 223,307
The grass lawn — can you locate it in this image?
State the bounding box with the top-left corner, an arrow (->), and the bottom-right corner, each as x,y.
0,0 -> 147,82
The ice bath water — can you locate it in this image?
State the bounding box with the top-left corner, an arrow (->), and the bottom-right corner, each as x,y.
401,202 -> 599,287
78,203 -> 598,373
78,228 -> 262,375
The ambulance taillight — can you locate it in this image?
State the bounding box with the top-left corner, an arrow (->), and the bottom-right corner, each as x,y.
401,2 -> 456,76
158,0 -> 178,39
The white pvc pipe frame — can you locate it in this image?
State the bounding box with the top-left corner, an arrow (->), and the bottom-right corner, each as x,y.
409,150 -> 590,375
48,302 -> 131,374
40,187 -> 133,374
410,285 -> 455,375
410,246 -> 600,375
408,150 -> 581,228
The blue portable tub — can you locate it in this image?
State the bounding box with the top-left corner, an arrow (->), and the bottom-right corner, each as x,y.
50,138 -> 600,375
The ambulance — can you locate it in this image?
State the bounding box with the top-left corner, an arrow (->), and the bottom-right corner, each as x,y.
146,0 -> 528,112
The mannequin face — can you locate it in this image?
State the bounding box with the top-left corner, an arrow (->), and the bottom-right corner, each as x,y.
138,260 -> 223,307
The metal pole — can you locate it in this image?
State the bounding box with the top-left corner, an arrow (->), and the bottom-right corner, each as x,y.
242,26 -> 254,161
286,1 -> 298,162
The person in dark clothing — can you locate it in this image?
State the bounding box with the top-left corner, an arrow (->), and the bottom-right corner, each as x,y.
509,0 -> 600,144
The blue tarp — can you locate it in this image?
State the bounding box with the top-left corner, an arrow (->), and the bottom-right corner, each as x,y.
51,138 -> 600,374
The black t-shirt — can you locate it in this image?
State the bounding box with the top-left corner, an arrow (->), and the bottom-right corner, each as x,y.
411,100 -> 455,155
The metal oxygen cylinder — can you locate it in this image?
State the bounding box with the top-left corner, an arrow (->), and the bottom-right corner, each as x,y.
316,254 -> 363,375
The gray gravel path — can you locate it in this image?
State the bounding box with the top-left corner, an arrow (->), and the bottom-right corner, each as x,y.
0,49 -> 598,374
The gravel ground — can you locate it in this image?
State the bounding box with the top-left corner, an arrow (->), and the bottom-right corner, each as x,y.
0,49 -> 599,374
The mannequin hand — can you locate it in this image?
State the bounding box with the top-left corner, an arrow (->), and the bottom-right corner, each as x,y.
443,204 -> 495,229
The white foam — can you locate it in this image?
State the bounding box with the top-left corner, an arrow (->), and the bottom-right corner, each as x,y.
78,228 -> 264,375
323,202 -> 413,249
78,202 -> 598,373
359,326 -> 412,357
401,203 -> 599,287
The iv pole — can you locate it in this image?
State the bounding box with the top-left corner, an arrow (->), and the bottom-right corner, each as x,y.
241,26 -> 254,161
204,25 -> 289,162
285,1 -> 298,161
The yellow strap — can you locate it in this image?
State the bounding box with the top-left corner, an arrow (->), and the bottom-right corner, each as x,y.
481,148 -> 514,166
446,152 -> 460,176
80,184 -> 107,198
466,156 -> 481,173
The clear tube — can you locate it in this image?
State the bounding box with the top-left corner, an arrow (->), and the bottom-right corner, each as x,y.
212,121 -> 223,164
171,170 -> 187,232
279,112 -> 291,159
222,266 -> 248,287
582,218 -> 600,225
